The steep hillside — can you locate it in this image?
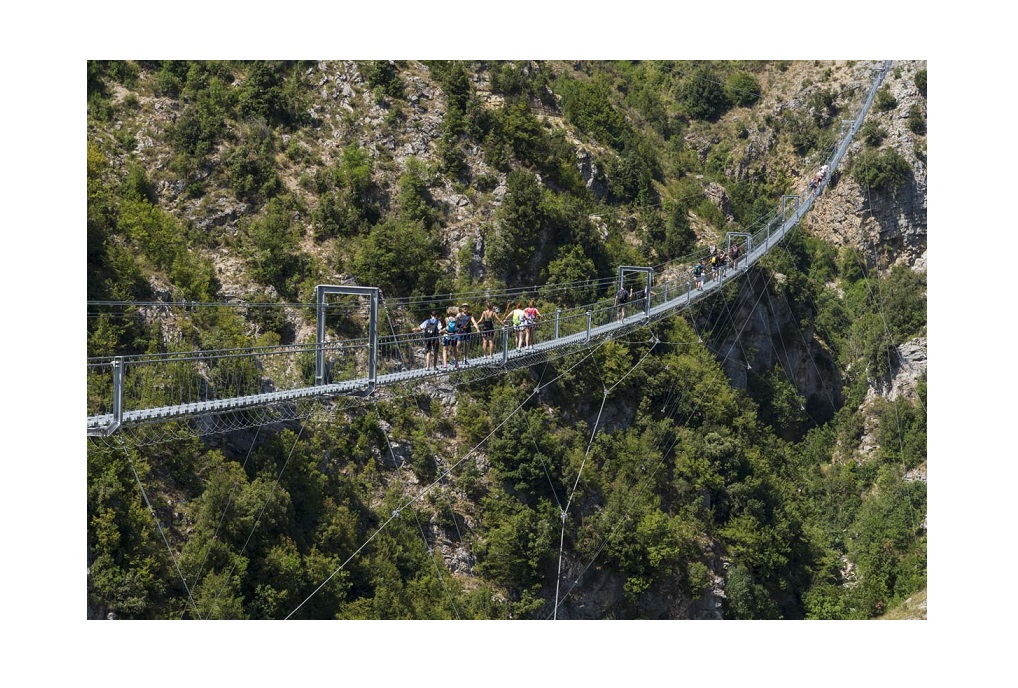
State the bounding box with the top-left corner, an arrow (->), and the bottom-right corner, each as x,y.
86,60 -> 927,620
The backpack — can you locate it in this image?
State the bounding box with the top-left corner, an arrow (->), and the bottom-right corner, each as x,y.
694,264 -> 703,276
512,310 -> 523,327
424,318 -> 439,337
617,287 -> 629,303
447,317 -> 458,334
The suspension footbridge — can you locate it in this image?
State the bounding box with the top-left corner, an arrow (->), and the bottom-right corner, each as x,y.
86,61 -> 891,437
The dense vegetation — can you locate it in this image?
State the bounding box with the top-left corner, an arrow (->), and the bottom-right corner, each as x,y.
86,60 -> 926,619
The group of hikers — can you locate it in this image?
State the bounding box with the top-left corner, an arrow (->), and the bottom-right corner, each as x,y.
414,300 -> 543,370
412,242 -> 753,371
693,243 -> 743,291
808,163 -> 829,194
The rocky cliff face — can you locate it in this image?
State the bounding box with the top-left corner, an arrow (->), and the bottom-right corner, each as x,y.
711,270 -> 843,419
708,61 -> 927,419
805,60 -> 927,273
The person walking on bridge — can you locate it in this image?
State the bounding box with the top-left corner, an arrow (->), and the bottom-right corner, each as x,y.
615,283 -> 632,322
456,304 -> 479,365
442,306 -> 460,370
478,303 -> 500,358
418,310 -> 442,370
509,302 -> 528,349
523,300 -> 542,348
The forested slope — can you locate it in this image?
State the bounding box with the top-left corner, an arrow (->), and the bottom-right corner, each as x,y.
86,60 -> 927,619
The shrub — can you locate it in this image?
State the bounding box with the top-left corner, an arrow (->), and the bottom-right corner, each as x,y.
879,265 -> 927,341
725,71 -> 761,107
914,69 -> 927,98
837,246 -> 867,283
875,86 -> 897,112
363,60 -> 403,99
679,68 -> 731,121
559,75 -> 627,149
236,60 -> 310,128
860,120 -> 886,147
117,198 -> 184,271
489,60 -> 551,104
542,245 -> 598,306
170,249 -> 219,301
154,60 -> 188,97
168,104 -> 222,162
781,109 -> 821,155
243,198 -> 302,292
352,217 -> 443,297
120,164 -> 157,204
908,105 -> 926,135
852,148 -> 911,194
807,87 -> 838,127
226,119 -> 281,202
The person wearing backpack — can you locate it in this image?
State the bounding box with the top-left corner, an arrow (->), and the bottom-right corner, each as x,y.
730,242 -> 740,271
418,310 -> 442,370
456,303 -> 479,365
441,306 -> 460,370
694,261 -> 704,291
615,283 -> 632,322
510,302 -> 527,349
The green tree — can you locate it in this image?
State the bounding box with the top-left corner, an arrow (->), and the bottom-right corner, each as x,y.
908,105 -> 926,135
486,169 -> 545,285
559,75 -> 627,149
364,60 -> 404,99
226,119 -> 281,202
474,494 -> 554,598
875,85 -> 897,112
806,87 -> 838,128
542,245 -> 598,306
860,120 -> 886,147
679,68 -> 730,121
852,148 -> 911,194
725,71 -> 761,107
724,564 -> 780,619
397,157 -> 435,226
243,197 -> 303,293
352,217 -> 443,297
